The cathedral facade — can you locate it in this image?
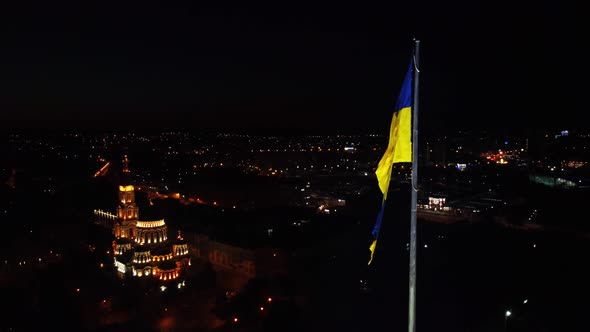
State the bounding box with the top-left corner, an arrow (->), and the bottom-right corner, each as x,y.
94,157 -> 190,282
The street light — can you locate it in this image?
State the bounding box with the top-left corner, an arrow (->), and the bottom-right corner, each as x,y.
505,310 -> 512,331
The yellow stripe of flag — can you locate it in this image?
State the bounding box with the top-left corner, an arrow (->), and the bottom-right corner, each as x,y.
375,106 -> 412,200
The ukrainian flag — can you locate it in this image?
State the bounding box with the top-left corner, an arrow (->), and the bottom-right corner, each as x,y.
368,60 -> 413,265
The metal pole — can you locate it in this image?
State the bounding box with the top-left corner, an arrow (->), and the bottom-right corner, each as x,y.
408,39 -> 420,332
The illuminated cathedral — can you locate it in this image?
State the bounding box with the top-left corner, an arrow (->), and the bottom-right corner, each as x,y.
94,156 -> 190,282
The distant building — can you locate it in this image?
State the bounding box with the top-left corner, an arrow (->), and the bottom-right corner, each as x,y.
562,160 -> 587,169
191,234 -> 256,277
306,192 -> 346,214
418,194 -> 493,223
94,156 -> 190,281
186,233 -> 288,279
529,174 -> 578,189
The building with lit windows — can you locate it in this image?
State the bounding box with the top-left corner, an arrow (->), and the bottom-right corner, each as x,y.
94,156 -> 190,281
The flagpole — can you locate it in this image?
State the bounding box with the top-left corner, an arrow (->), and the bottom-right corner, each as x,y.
408,38 -> 420,332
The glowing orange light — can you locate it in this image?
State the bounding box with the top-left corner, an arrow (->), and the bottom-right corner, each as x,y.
260,306 -> 264,311
119,185 -> 134,192
233,317 -> 238,323
267,297 -> 272,303
76,288 -> 80,292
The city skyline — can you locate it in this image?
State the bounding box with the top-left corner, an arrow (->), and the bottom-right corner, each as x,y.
1,124 -> 589,330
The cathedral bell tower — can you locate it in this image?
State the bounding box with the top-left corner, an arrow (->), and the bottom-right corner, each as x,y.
122,154 -> 130,174
115,155 -> 138,239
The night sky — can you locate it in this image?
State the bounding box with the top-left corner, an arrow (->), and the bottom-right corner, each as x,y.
0,0 -> 582,131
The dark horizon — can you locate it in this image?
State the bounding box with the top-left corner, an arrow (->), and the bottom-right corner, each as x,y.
0,1 -> 583,130
0,113 -> 582,137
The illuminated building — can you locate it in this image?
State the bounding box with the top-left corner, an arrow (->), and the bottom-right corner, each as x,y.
417,193 -> 503,224
94,156 -> 190,280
